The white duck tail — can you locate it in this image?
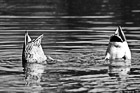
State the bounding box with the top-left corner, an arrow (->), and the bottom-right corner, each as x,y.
115,26 -> 126,41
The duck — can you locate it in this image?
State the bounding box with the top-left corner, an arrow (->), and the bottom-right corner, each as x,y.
22,31 -> 47,72
105,26 -> 131,60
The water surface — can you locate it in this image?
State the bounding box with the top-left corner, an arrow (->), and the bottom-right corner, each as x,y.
0,0 -> 140,93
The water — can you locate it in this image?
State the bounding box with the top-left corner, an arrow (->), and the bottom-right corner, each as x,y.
0,0 -> 140,93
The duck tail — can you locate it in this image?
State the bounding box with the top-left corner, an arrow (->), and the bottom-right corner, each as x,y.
25,30 -> 31,46
116,26 -> 126,41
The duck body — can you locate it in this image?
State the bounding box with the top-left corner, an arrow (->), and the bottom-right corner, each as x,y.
105,26 -> 131,60
106,41 -> 131,60
22,31 -> 47,71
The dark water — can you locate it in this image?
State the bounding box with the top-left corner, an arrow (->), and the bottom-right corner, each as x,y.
0,0 -> 140,93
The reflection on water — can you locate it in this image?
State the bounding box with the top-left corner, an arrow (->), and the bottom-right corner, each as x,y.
108,59 -> 131,90
25,63 -> 45,87
0,0 -> 140,93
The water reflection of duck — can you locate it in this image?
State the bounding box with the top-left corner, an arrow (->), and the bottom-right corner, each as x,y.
108,59 -> 131,90
108,59 -> 131,77
105,26 -> 131,60
25,63 -> 45,87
